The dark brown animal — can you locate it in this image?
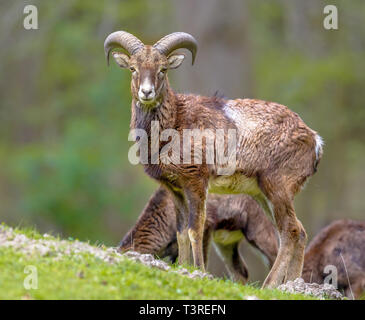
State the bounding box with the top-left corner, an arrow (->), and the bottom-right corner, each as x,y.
303,219 -> 365,299
120,187 -> 278,284
105,31 -> 323,287
121,189 -> 365,299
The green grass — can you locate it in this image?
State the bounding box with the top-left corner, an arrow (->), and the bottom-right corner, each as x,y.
0,226 -> 317,300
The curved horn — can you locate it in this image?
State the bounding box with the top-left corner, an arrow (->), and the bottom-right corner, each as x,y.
104,31 -> 144,66
153,32 -> 198,65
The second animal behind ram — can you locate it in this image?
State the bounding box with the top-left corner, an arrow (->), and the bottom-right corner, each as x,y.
120,186 -> 278,284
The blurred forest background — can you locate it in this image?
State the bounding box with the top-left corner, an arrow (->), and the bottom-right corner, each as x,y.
0,0 -> 364,283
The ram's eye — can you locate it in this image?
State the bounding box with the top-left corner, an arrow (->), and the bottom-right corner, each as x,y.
159,68 -> 167,77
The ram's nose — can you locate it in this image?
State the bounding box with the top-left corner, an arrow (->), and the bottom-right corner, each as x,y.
142,88 -> 153,97
139,85 -> 156,103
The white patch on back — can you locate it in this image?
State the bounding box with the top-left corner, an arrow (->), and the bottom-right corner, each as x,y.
223,100 -> 258,135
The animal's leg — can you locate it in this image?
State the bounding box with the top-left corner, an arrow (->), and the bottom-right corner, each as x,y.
176,208 -> 191,266
261,193 -> 305,288
214,240 -> 249,284
177,227 -> 191,266
286,218 -> 307,281
249,195 -> 279,267
185,187 -> 207,270
256,193 -> 305,282
173,221 -> 211,267
202,227 -> 213,267
169,189 -> 191,266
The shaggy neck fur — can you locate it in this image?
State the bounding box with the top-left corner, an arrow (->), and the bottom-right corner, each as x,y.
130,78 -> 178,134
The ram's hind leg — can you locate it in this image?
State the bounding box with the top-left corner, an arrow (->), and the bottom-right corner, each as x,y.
286,218 -> 307,281
260,176 -> 306,288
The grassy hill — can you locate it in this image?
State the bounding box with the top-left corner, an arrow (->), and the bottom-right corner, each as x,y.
0,224 -> 318,300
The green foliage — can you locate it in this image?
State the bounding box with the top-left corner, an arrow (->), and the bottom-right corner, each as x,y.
0,0 -> 161,244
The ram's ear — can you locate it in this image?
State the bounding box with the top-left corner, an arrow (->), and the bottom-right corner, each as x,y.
167,54 -> 185,69
112,52 -> 130,68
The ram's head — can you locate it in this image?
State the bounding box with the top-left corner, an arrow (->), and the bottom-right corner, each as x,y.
104,31 -> 197,106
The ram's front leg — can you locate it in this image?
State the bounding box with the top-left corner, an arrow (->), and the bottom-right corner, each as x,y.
169,189 -> 192,266
176,209 -> 191,266
185,186 -> 207,270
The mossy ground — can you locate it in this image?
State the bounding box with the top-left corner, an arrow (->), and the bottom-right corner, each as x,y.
0,225 -> 318,300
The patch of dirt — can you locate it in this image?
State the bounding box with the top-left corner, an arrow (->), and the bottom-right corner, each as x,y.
124,250 -> 214,279
277,278 -> 344,300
